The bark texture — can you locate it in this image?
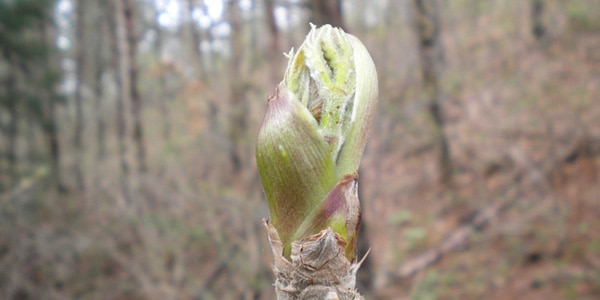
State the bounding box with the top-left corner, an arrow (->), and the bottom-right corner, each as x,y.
264,219 -> 364,300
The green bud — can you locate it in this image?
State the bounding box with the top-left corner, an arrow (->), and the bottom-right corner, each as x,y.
256,24 -> 378,260
256,86 -> 337,254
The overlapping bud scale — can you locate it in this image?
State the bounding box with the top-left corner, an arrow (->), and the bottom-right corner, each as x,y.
256,24 -> 378,260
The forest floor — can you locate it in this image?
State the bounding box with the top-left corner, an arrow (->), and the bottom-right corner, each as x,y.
366,30 -> 600,299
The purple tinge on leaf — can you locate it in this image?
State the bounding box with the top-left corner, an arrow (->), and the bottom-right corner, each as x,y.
293,173 -> 361,260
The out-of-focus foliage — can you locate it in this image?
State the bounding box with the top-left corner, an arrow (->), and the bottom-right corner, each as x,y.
0,0 -> 599,299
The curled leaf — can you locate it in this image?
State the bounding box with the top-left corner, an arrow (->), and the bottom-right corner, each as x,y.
256,86 -> 336,253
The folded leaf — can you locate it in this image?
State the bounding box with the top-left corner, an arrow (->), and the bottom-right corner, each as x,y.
256,86 -> 337,255
292,173 -> 361,260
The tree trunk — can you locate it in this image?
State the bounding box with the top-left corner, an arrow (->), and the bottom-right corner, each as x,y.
200,1 -> 216,76
531,0 -> 545,40
187,0 -> 219,133
93,56 -> 106,161
412,0 -> 453,185
185,0 -> 208,80
40,21 -> 67,192
153,4 -> 170,141
25,114 -> 37,164
5,77 -> 18,183
94,3 -> 107,161
73,0 -> 86,190
228,1 -> 246,173
264,0 -> 279,52
0,106 -> 4,190
248,2 -> 261,71
310,0 -> 345,29
123,0 -> 147,173
42,96 -> 66,193
264,0 -> 280,83
108,0 -> 131,203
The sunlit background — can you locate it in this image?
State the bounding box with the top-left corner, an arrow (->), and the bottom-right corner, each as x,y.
0,0 -> 599,299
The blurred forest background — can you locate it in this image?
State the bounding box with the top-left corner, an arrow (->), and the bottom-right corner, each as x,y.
0,0 -> 599,299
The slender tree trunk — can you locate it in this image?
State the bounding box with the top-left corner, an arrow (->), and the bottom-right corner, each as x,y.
412,0 -> 453,185
264,0 -> 280,83
40,22 -> 67,192
73,0 -> 86,190
0,106 -> 3,189
200,1 -> 216,76
531,0 -> 545,40
108,0 -> 131,203
264,0 -> 279,53
123,0 -> 147,173
43,97 -> 66,193
310,0 -> 345,29
185,0 -> 208,80
228,1 -> 246,173
201,1 -> 221,133
153,6 -> 171,142
6,77 -> 18,183
94,6 -> 107,161
249,2 -> 261,71
25,117 -> 34,163
185,0 -> 219,134
93,56 -> 106,160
